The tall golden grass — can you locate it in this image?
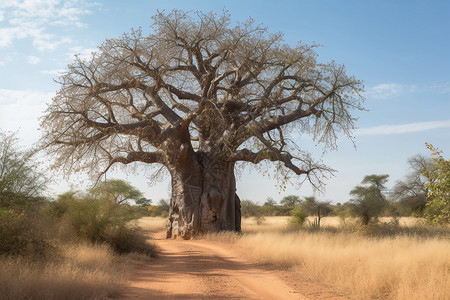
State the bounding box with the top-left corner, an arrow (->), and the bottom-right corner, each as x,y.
137,216 -> 168,232
0,243 -> 150,300
211,216 -> 450,300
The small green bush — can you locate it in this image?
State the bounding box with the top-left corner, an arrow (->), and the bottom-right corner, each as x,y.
289,205 -> 307,225
48,192 -> 155,256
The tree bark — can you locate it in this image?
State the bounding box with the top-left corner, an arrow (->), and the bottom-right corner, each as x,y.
166,151 -> 241,239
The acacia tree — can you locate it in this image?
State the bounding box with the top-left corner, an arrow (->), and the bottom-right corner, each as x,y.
391,155 -> 431,216
422,143 -> 449,224
41,10 -> 364,239
91,179 -> 144,204
349,174 -> 389,225
0,131 -> 47,210
301,196 -> 332,228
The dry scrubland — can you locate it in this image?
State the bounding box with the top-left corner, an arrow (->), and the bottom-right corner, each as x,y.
0,218 -> 155,300
1,244 -> 133,299
206,216 -> 450,300
0,243 -> 152,300
133,216 -> 450,299
2,216 -> 447,300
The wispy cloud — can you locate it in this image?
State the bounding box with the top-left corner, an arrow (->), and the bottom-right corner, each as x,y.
0,0 -> 95,51
27,55 -> 40,64
0,88 -> 54,146
356,120 -> 450,136
41,69 -> 65,75
366,83 -> 404,99
366,82 -> 450,99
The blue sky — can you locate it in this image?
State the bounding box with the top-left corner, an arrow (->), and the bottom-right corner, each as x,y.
0,0 -> 449,204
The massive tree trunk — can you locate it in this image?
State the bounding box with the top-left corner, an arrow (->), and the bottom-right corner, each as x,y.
166,149 -> 241,239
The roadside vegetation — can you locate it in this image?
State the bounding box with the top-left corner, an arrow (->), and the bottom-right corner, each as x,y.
0,131 -> 157,299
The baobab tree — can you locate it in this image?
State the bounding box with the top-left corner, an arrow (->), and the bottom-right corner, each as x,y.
41,10 -> 364,239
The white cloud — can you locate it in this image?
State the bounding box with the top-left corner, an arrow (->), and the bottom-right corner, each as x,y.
366,82 -> 450,99
41,68 -> 65,75
366,83 -> 404,99
356,120 -> 450,136
0,0 -> 95,51
0,89 -> 54,146
27,55 -> 40,64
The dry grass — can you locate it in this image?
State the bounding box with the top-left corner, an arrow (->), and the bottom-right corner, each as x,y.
137,216 -> 168,232
209,216 -> 450,300
241,216 -> 290,232
0,242 -> 151,300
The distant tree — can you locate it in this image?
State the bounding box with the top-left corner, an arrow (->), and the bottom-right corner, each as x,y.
262,197 -> 280,216
0,131 -> 48,256
135,197 -> 152,207
91,179 -> 144,204
263,197 -> 277,207
422,143 -> 449,224
147,199 -> 170,217
280,195 -> 302,207
391,155 -> 431,216
158,199 -> 170,212
301,196 -> 332,228
41,10 -> 364,238
349,174 -> 389,225
241,200 -> 261,218
0,131 -> 47,210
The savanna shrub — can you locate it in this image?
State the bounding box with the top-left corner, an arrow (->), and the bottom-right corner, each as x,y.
0,208 -> 24,255
48,192 -> 155,256
290,205 -> 307,225
0,207 -> 51,258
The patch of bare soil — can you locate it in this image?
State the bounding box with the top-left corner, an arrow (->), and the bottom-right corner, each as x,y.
117,231 -> 349,299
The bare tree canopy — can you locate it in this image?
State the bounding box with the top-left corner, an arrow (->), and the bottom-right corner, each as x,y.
41,10 -> 364,238
391,155 -> 431,215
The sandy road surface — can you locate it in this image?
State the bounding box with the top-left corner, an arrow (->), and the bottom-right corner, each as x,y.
118,231 -> 348,299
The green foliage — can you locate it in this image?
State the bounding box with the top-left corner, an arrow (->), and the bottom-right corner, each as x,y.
423,144 -> 449,224
289,205 -> 307,225
333,202 -> 353,220
135,197 -> 152,207
241,199 -> 262,218
280,195 -> 302,207
0,208 -> 51,258
301,196 -> 333,216
260,198 -> 292,216
349,174 -> 389,225
0,208 -> 26,255
147,199 -> 170,217
300,196 -> 333,228
263,198 -> 277,207
48,191 -> 154,256
91,179 -> 144,204
0,131 -> 47,210
0,131 -> 50,257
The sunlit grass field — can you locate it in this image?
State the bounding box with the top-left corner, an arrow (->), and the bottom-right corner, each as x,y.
3,216 -> 446,300
208,216 -> 450,300
0,242 -> 151,300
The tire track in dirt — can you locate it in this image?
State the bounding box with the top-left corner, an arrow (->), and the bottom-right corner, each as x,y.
118,231 -> 348,299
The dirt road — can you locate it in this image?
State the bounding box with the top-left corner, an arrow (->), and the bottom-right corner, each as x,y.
118,231 -> 348,299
